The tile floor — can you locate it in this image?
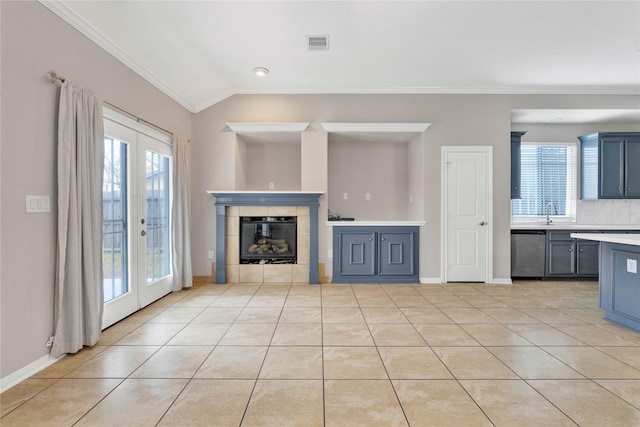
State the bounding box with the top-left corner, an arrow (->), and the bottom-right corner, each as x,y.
2,280 -> 640,426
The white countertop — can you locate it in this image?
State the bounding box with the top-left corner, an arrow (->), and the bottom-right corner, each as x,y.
208,190 -> 324,195
512,223 -> 640,230
327,220 -> 426,227
570,233 -> 640,246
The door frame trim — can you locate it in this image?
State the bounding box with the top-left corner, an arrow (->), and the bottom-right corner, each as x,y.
440,146 -> 494,283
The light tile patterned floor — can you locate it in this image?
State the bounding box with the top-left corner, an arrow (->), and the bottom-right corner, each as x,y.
2,280 -> 640,426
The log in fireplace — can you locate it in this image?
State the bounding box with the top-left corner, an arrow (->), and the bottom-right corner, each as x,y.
240,216 -> 297,264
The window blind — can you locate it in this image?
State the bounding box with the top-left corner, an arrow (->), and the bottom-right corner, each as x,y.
512,143 -> 576,217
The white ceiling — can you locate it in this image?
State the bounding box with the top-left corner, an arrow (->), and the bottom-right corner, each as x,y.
41,1 -> 640,114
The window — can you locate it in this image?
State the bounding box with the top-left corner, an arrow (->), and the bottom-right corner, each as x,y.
512,142 -> 576,221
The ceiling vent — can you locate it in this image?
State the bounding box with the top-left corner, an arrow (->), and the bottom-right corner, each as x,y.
307,35 -> 329,51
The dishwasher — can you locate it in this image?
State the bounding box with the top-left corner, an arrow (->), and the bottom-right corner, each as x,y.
511,230 -> 546,277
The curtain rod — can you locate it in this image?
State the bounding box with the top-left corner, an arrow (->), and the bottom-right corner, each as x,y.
47,71 -> 179,140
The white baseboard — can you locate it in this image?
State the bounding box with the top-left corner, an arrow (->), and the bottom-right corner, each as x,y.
0,353 -> 64,393
420,277 -> 513,285
420,277 -> 443,284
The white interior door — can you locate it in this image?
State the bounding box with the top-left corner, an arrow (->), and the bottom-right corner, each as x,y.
102,116 -> 173,328
442,147 -> 493,282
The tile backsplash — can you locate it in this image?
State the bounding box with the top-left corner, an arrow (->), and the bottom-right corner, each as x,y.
577,200 -> 640,225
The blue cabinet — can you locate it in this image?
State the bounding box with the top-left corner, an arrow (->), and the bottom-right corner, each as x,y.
546,231 -> 599,278
599,242 -> 640,332
579,132 -> 640,199
333,226 -> 419,283
511,131 -> 526,199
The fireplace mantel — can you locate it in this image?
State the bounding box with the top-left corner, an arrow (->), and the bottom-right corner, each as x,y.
208,191 -> 324,284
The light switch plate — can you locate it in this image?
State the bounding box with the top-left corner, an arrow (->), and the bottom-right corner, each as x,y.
627,259 -> 637,274
25,195 -> 50,213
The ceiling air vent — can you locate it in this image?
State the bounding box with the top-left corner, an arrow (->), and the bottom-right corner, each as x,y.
307,35 -> 329,51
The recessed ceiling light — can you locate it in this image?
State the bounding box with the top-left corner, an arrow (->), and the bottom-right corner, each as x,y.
253,67 -> 269,77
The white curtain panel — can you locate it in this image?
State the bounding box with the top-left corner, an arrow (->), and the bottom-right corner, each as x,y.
171,135 -> 193,291
51,81 -> 104,358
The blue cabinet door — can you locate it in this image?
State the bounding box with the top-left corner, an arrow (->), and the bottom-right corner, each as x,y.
547,241 -> 575,275
337,231 -> 376,276
625,139 -> 640,198
511,131 -> 526,200
378,231 -> 415,276
600,139 -> 625,198
576,241 -> 599,276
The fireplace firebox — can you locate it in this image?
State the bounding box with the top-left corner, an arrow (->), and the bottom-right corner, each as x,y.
240,216 -> 297,264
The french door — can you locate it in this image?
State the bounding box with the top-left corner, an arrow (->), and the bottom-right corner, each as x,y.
102,113 -> 173,328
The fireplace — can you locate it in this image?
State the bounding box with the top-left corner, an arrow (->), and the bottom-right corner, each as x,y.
240,216 -> 297,264
209,191 -> 323,284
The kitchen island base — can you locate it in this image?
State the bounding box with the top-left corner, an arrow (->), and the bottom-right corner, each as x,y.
572,233 -> 640,333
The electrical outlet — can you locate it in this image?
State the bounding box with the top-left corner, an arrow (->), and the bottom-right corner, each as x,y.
269,182 -> 275,189
45,336 -> 54,347
328,249 -> 333,258
409,194 -> 414,203
208,251 -> 214,260
343,193 -> 348,200
365,192 -> 371,200
627,258 -> 637,274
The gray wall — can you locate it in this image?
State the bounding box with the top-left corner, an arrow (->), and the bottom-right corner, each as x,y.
328,139 -> 409,221
0,1 -> 191,379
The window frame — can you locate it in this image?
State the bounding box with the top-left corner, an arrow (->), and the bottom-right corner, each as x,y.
511,141 -> 577,223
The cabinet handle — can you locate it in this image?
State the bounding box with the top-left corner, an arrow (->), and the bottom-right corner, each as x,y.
579,249 -> 583,252
381,237 -> 385,241
617,187 -> 621,190
568,248 -> 573,252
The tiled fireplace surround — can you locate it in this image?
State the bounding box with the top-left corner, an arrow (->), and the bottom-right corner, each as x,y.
209,192 -> 322,284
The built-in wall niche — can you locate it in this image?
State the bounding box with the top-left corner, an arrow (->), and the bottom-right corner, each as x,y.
227,122 -> 309,191
323,123 -> 431,222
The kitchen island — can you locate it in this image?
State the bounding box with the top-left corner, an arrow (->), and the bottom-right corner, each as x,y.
572,233 -> 640,332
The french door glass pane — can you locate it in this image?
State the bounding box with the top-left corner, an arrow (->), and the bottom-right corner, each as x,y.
146,150 -> 171,283
103,138 -> 128,302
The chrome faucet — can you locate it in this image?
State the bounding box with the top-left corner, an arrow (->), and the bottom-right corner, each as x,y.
545,202 -> 557,225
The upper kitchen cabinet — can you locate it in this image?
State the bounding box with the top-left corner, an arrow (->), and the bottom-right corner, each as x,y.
579,132 -> 640,199
511,131 -> 526,199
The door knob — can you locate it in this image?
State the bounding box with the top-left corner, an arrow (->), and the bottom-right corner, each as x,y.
141,230 -> 146,236
478,221 -> 487,226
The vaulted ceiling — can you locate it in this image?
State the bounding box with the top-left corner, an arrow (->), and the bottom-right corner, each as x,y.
41,1 -> 640,114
